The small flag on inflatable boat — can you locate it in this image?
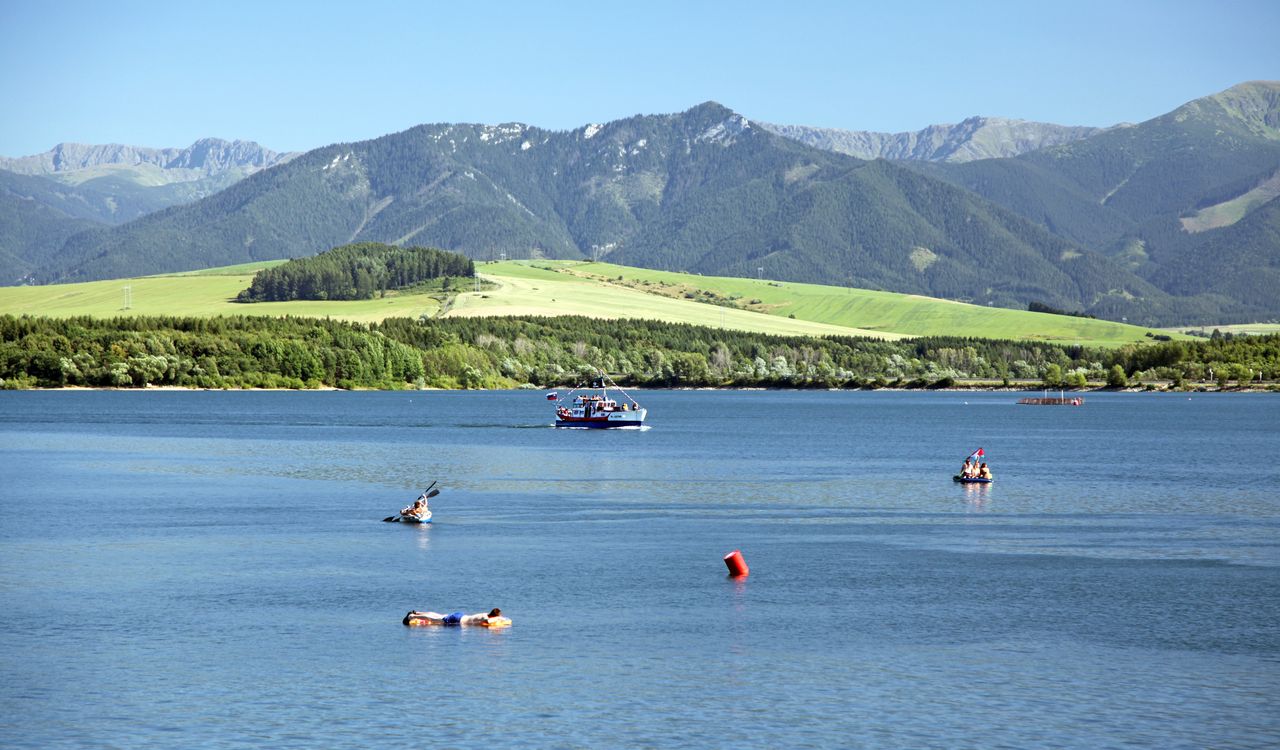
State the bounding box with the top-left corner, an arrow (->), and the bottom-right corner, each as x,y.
546,392 -> 558,400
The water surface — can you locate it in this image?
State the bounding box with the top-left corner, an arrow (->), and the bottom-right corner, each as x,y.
2,390 -> 1277,748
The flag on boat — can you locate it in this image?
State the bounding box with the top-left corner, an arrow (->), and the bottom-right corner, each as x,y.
546,392 -> 558,400
967,447 -> 985,459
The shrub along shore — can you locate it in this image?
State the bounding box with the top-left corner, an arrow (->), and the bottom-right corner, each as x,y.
1,314 -> 1276,391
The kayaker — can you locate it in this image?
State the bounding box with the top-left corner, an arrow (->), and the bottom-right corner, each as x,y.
401,494 -> 429,519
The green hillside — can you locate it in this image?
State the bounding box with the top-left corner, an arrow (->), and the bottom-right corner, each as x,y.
0,261 -> 441,323
916,82 -> 1280,325
492,261 -> 1174,346
0,172 -> 103,283
0,259 -> 1174,346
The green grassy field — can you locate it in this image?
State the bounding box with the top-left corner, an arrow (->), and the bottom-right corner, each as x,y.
0,263 -> 443,323
1165,323 -> 1280,337
480,261 -> 1177,346
453,262 -> 891,338
0,259 -> 1186,345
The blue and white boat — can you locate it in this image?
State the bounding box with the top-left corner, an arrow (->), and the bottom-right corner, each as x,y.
553,375 -> 646,428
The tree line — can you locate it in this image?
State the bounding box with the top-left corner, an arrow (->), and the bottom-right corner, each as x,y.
236,242 -> 474,302
1,313 -> 1277,391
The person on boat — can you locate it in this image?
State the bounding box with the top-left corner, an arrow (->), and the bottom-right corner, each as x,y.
961,458 -> 975,478
401,494 -> 429,519
978,463 -> 993,480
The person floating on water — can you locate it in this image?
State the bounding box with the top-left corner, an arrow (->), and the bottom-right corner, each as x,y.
403,608 -> 503,626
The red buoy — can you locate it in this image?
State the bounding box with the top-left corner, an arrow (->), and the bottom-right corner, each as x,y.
723,549 -> 749,577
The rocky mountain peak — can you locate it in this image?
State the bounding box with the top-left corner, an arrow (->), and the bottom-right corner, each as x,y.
0,139 -> 294,180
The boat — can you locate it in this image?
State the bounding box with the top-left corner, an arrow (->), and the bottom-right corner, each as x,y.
953,475 -> 993,484
399,511 -> 432,524
1018,389 -> 1083,406
552,374 -> 646,428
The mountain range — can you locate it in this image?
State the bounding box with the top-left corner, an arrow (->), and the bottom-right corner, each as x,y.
0,138 -> 293,282
0,138 -> 293,222
4,82 -> 1278,326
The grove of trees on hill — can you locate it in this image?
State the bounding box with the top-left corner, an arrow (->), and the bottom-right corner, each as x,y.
236,243 -> 474,302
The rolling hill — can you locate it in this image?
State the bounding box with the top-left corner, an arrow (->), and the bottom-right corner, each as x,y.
0,259 -> 1174,346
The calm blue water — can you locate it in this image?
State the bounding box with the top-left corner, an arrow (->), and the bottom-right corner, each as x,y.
1,390 -> 1278,748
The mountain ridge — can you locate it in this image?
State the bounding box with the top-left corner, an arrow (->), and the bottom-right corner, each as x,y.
760,117 -> 1114,162
0,138 -> 295,180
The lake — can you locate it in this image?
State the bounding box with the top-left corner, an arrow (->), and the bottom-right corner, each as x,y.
2,390 -> 1278,748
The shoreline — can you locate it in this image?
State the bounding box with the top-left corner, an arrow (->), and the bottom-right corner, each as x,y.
17,383 -> 1278,394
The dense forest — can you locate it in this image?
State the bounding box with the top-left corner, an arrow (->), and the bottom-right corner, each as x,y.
236,243 -> 474,302
1,314 -> 1275,391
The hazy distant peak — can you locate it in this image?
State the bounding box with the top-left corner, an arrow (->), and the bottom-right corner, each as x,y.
0,138 -> 295,179
759,117 -> 1109,162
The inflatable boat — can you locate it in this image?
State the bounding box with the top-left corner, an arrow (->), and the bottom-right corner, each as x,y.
953,475 -> 993,484
399,511 -> 432,524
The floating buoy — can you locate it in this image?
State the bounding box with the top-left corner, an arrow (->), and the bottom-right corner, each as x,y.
723,549 -> 749,578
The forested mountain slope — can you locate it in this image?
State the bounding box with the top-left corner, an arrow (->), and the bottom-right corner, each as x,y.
910,82 -> 1280,323
0,171 -> 103,282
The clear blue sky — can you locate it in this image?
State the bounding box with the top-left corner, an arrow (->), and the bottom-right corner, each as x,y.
1,0 -> 1276,156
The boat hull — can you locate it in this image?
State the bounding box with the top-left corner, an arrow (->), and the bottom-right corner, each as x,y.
555,419 -> 645,428
953,476 -> 993,484
400,512 -> 433,523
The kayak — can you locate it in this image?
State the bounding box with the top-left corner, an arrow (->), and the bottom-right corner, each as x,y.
400,511 -> 432,524
953,475 -> 993,484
